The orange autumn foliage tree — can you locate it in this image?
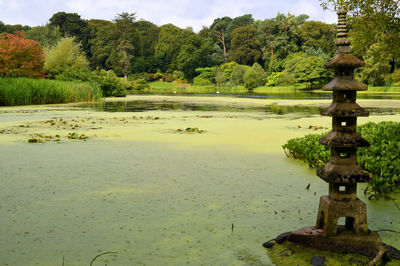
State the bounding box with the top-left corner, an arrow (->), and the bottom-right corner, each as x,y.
0,31 -> 45,78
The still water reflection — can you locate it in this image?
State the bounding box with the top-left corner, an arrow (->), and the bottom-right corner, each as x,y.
78,99 -> 399,116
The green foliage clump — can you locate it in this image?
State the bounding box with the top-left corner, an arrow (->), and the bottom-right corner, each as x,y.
358,122 -> 400,195
195,67 -> 216,83
215,69 -> 226,86
25,24 -> 61,49
243,63 -> 266,89
173,70 -> 184,80
128,72 -> 150,82
193,76 -> 213,86
360,42 -> 391,86
229,25 -> 261,65
282,121 -> 400,196
54,66 -> 92,82
230,64 -> 248,85
389,69 -> 400,86
91,69 -> 126,97
132,78 -> 149,90
44,37 -> 89,79
162,73 -> 174,82
219,61 -> 238,81
0,77 -> 101,106
282,132 -> 329,168
266,71 -> 295,86
285,55 -> 331,89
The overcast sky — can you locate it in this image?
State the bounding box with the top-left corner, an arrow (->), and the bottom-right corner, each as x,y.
0,0 -> 337,31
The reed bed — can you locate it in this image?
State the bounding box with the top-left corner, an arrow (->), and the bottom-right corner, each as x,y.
0,78 -> 102,106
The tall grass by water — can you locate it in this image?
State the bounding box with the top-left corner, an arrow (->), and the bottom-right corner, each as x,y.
0,78 -> 102,106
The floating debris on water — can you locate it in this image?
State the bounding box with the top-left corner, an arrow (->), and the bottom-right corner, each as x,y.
175,127 -> 206,134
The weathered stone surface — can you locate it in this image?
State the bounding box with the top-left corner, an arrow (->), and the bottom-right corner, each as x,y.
321,102 -> 369,117
287,227 -> 385,259
262,241 -> 275,248
317,163 -> 370,183
324,54 -> 365,69
311,256 -> 325,266
316,196 -> 368,236
323,76 -> 367,91
275,231 -> 291,244
319,131 -> 370,148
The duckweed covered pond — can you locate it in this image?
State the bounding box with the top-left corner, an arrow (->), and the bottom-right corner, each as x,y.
0,95 -> 399,265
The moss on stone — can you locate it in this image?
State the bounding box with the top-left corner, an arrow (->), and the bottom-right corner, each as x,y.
267,241 -> 399,265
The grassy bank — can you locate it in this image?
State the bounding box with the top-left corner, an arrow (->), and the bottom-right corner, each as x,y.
0,78 -> 102,106
132,81 -> 400,95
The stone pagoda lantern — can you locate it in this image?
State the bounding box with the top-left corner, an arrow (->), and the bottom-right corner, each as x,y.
315,8 -> 370,238
265,9 -> 400,262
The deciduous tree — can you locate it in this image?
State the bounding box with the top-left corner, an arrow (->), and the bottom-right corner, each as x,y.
49,12 -> 90,55
25,24 -> 61,49
44,37 -> 89,79
285,55 -> 331,88
243,63 -> 266,90
298,21 -> 335,56
229,24 -> 261,65
0,32 -> 44,78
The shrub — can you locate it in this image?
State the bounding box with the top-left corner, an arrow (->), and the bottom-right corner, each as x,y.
173,70 -> 184,80
128,72 -> 150,82
266,72 -> 281,86
244,63 -> 266,90
0,32 -> 45,78
282,121 -> 400,197
120,78 -> 134,90
230,64 -> 248,85
193,77 -> 213,86
132,78 -> 149,90
91,69 -> 126,97
219,61 -> 238,81
215,69 -> 226,86
152,72 -> 163,81
285,55 -> 331,89
279,71 -> 295,86
389,69 -> 400,85
162,73 -> 174,82
195,67 -> 216,83
55,66 -> 92,81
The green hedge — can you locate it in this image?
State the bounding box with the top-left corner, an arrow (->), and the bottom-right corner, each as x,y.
282,121 -> 400,197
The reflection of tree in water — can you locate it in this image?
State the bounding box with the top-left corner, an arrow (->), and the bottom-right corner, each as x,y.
266,103 -> 321,116
78,100 -> 400,115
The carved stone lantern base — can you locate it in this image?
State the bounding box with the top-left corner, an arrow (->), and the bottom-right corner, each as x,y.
286,226 -> 385,259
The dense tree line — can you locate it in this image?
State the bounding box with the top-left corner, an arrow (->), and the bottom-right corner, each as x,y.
1,2 -> 399,88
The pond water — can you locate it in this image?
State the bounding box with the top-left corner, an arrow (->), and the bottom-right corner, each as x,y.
78,99 -> 400,116
0,95 -> 399,265
133,90 -> 400,100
